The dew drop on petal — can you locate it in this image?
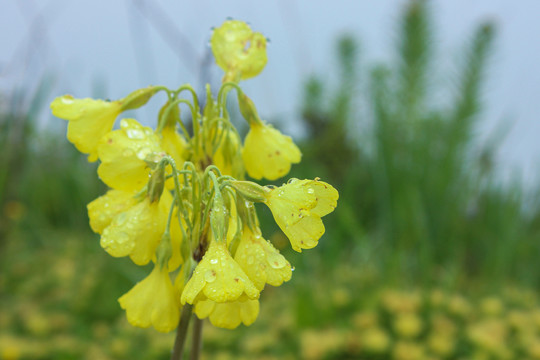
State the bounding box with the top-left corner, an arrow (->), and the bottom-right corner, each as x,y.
210,258 -> 218,264
126,129 -> 145,140
204,270 -> 217,283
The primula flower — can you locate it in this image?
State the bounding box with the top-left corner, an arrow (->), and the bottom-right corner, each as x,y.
181,240 -> 259,305
194,298 -> 259,329
234,227 -> 292,290
264,179 -> 338,252
100,192 -> 170,265
87,189 -> 139,234
97,119 -> 163,193
118,264 -> 180,333
242,122 -> 301,180
51,95 -> 122,162
211,20 -> 267,82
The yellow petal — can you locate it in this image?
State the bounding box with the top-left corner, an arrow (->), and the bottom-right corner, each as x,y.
194,298 -> 259,329
97,119 -> 162,192
51,95 -> 121,161
264,179 -> 338,252
118,265 -> 180,333
100,196 -> 168,265
87,190 -> 138,234
181,240 -> 259,304
242,123 -> 301,180
234,227 -> 291,290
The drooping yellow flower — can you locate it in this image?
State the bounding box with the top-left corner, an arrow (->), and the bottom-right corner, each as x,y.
181,240 -> 259,305
100,192 -> 170,265
118,264 -> 180,333
97,118 -> 163,192
234,227 -> 292,290
194,298 -> 259,329
242,122 -> 301,180
210,20 -> 267,82
263,178 -> 338,252
51,95 -> 122,161
87,189 -> 138,234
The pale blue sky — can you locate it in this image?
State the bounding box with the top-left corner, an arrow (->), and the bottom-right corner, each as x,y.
1,0 -> 539,184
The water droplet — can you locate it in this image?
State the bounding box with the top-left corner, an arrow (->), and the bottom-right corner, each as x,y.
210,258 -> 218,264
126,129 -> 145,140
291,266 -> 296,272
204,270 -> 217,283
307,188 -> 314,194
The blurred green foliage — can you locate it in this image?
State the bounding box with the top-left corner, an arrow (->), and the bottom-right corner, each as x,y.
295,0 -> 540,290
2,1 -> 540,359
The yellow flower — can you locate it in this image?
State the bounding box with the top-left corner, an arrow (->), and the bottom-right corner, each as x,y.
393,312 -> 423,338
264,178 -> 338,252
211,20 -> 267,82
97,118 -> 163,192
361,327 -> 390,353
118,264 -> 180,333
194,298 -> 259,329
87,190 -> 138,234
51,95 -> 122,161
234,227 -> 292,290
100,192 -> 170,265
242,122 -> 301,180
181,240 -> 259,304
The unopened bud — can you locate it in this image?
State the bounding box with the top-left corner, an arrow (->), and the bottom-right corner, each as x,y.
147,161 -> 166,203
210,188 -> 227,242
237,93 -> 261,126
230,181 -> 267,202
120,86 -> 160,111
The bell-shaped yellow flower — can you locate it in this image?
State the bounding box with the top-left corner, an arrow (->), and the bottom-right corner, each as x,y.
100,192 -> 170,265
87,190 -> 138,234
242,122 -> 301,180
264,179 -> 338,252
194,298 -> 259,329
118,264 -> 180,333
234,227 -> 292,290
181,240 -> 259,305
211,20 -> 267,82
97,119 -> 162,192
51,95 -> 122,161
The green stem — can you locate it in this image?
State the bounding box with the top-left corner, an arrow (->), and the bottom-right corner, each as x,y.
190,316 -> 203,360
171,304 -> 193,360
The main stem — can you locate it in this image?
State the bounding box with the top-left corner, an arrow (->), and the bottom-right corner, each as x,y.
171,304 -> 193,360
190,316 -> 204,360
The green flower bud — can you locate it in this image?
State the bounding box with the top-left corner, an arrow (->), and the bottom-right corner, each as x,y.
121,86 -> 160,111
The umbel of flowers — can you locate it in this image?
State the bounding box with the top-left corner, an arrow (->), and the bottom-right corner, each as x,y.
51,20 -> 338,335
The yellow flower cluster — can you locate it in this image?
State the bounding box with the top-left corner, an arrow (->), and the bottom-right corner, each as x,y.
51,20 -> 338,332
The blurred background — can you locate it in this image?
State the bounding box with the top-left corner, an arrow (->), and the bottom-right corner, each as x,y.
2,1 -> 540,359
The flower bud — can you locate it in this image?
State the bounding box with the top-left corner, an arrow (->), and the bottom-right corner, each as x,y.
120,86 -> 160,111
229,181 -> 267,203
